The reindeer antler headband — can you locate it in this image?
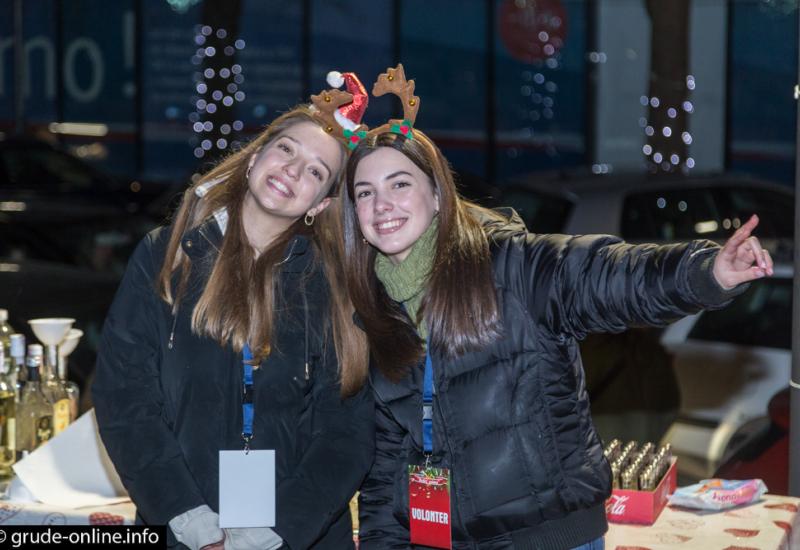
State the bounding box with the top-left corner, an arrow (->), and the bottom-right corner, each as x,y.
310,64 -> 420,150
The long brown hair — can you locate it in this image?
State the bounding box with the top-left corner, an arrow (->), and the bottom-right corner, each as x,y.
341,130 -> 503,381
158,105 -> 368,396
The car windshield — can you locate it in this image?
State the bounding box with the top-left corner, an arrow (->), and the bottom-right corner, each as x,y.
688,277 -> 792,350
621,186 -> 794,241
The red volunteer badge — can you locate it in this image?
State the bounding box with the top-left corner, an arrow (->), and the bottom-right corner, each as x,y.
408,464 -> 451,549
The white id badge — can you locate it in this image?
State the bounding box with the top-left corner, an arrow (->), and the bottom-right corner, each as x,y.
219,450 -> 275,528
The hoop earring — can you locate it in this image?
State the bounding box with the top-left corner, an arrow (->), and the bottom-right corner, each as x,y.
304,213 -> 315,226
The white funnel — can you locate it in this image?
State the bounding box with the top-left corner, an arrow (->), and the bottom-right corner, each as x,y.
58,329 -> 83,380
28,318 -> 75,346
59,328 -> 83,357
29,318 -> 75,375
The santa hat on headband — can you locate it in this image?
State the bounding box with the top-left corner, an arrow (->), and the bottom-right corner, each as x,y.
326,71 -> 368,131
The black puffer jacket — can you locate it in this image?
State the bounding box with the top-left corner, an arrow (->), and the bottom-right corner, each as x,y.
358,210 -> 740,549
93,216 -> 374,549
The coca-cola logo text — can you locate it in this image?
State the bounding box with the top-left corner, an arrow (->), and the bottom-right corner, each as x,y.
606,494 -> 629,516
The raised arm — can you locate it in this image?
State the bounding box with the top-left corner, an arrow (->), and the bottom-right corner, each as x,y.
513,218 -> 768,339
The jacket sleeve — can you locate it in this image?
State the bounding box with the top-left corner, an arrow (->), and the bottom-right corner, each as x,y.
515,234 -> 746,339
92,233 -> 207,524
358,396 -> 411,549
272,345 -> 375,549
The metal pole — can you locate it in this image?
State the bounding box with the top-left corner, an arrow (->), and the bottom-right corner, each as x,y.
301,0 -> 311,100
134,0 -> 143,178
13,0 -> 24,134
789,4 -> 800,498
485,0 -> 496,187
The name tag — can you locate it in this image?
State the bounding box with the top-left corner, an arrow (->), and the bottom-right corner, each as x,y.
408,464 -> 452,549
219,450 -> 275,528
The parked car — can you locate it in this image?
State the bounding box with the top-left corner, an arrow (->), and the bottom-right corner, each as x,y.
459,170 -> 794,251
659,264 -> 792,481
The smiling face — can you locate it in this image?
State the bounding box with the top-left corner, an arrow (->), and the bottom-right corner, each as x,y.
353,147 -> 439,264
244,120 -> 343,229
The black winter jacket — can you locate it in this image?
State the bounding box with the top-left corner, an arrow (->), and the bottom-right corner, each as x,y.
93,216 -> 374,549
358,211 -> 741,550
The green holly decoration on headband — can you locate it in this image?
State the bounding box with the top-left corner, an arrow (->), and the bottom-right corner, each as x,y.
391,119 -> 414,139
344,129 -> 367,150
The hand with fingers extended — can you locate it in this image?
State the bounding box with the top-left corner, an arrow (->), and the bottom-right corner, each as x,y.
712,214 -> 774,290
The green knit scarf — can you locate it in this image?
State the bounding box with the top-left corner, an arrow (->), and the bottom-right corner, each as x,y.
374,217 -> 439,341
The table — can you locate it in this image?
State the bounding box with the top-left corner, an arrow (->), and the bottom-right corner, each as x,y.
606,493 -> 800,549
0,500 -> 136,525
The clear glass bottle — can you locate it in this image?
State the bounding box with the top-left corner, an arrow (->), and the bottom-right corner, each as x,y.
9,334 -> 25,397
0,347 -> 16,478
0,309 -> 13,358
39,348 -> 70,435
16,345 -> 53,457
57,359 -> 80,423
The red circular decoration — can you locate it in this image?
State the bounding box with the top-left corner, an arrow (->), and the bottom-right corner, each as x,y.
498,0 -> 568,63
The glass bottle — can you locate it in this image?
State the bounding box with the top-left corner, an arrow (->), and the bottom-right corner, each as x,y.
0,347 -> 15,478
39,348 -> 70,435
0,309 -> 13,358
16,345 -> 53,457
57,359 -> 80,423
9,334 -> 25,397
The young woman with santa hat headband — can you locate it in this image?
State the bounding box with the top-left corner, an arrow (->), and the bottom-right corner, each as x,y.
93,73 -> 373,550
341,65 -> 773,549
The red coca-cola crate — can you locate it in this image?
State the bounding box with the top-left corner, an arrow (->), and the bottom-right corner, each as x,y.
605,457 -> 677,525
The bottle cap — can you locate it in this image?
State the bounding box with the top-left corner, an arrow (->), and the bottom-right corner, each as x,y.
27,344 -> 43,357
10,334 -> 25,357
0,309 -> 7,322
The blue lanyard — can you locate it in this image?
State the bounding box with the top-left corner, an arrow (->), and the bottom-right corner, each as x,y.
422,351 -> 434,455
242,344 -> 255,451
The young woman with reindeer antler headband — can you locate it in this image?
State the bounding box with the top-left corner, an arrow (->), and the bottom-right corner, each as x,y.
342,65 -> 774,549
93,75 -> 374,550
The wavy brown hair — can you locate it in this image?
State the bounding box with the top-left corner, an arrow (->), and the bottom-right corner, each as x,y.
157,105 -> 368,396
341,130 -> 503,381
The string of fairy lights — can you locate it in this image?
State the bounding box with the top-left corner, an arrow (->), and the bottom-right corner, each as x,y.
516,17 -> 564,165
189,24 -> 247,159
639,75 -> 696,173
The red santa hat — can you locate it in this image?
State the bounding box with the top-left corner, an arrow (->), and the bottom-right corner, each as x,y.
326,71 -> 368,131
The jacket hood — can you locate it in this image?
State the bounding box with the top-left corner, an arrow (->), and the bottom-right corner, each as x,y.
470,205 -> 528,240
